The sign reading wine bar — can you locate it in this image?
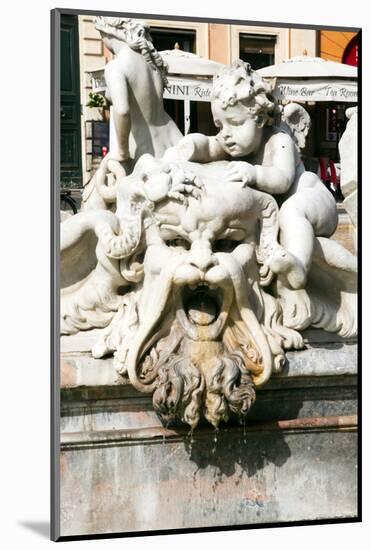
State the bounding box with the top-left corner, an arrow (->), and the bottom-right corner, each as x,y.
272,78 -> 357,102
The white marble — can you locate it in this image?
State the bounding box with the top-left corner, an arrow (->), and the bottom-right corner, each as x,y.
61,57 -> 357,429
339,106 -> 357,237
82,17 -> 182,211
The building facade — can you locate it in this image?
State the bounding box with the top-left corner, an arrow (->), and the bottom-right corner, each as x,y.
59,14 -> 358,193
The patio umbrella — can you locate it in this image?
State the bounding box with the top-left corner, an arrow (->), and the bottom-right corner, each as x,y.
160,48 -> 225,77
160,49 -> 225,133
257,56 -> 357,102
160,49 -> 225,104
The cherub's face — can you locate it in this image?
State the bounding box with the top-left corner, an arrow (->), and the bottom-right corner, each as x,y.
212,101 -> 261,157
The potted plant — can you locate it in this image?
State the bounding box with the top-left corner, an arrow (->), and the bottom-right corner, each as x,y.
86,92 -> 109,121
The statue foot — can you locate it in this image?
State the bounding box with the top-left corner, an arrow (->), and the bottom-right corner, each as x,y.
268,249 -> 306,290
277,281 -> 312,331
92,341 -> 110,359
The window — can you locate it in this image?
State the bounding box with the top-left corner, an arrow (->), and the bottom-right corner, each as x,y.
150,28 -> 196,53
239,34 -> 276,70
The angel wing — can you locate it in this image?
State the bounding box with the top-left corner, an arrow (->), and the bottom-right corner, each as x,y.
281,102 -> 311,150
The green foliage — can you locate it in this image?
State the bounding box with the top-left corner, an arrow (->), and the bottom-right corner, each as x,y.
87,92 -> 105,108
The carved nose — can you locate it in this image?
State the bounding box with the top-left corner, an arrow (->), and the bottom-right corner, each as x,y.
189,249 -> 216,273
221,127 -> 231,139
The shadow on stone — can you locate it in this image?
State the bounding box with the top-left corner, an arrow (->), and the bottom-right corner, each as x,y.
18,521 -> 50,539
308,342 -> 344,350
182,422 -> 292,480
172,387 -> 306,478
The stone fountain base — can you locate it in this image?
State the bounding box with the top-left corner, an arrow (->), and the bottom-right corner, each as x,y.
58,329 -> 358,537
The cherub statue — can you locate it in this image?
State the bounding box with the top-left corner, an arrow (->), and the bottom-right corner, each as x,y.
164,60 -> 339,294
82,17 -> 183,211
94,16 -> 182,163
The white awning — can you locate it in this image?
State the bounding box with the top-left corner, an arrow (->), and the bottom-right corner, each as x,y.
163,76 -> 213,102
258,56 -> 357,79
270,78 -> 358,103
160,49 -> 224,77
89,71 -> 215,103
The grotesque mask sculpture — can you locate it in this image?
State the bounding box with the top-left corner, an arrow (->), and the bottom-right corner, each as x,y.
61,156 -> 357,430
61,24 -> 357,430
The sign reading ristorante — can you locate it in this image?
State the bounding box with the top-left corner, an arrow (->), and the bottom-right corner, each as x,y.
163,78 -> 213,102
90,69 -> 214,103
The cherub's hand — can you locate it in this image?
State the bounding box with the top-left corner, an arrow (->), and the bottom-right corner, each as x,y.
226,161 -> 256,187
144,166 -> 204,205
167,167 -> 204,203
144,173 -> 172,203
162,137 -> 197,163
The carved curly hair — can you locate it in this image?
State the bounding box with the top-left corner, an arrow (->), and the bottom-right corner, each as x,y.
211,59 -> 281,127
94,16 -> 168,87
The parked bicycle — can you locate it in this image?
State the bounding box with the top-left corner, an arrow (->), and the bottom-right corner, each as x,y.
60,189 -> 78,215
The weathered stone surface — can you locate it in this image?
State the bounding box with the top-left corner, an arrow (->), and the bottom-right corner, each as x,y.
60,424 -> 357,536
60,328 -> 358,536
59,333 -> 358,536
61,379 -> 357,435
60,359 -> 77,388
60,339 -> 357,389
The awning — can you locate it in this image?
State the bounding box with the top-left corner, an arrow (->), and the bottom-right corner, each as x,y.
160,49 -> 224,77
89,72 -> 215,103
89,48 -> 224,104
163,76 -> 213,102
258,56 -> 357,79
270,78 -> 358,103
258,56 -> 357,103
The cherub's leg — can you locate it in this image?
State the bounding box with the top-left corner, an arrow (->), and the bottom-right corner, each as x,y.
267,199 -> 310,289
269,182 -> 337,289
268,200 -> 316,326
276,198 -> 314,288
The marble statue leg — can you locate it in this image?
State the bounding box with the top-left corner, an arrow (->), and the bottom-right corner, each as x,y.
271,172 -> 338,290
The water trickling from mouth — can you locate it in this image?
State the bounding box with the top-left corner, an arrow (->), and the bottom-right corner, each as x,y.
240,416 -> 247,445
187,427 -> 195,456
162,420 -> 170,446
211,427 -> 219,454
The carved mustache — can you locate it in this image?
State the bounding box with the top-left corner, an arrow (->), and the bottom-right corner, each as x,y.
125,250 -> 273,393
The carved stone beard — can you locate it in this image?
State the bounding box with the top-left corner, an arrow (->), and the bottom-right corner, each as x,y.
152,333 -> 256,430
139,300 -> 259,430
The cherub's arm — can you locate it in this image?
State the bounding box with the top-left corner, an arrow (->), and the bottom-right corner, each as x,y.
255,134 -> 297,194
163,133 -> 228,163
105,61 -> 131,162
227,133 -> 297,194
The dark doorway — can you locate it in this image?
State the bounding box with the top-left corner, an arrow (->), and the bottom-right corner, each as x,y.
60,14 -> 82,188
150,28 -> 196,134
